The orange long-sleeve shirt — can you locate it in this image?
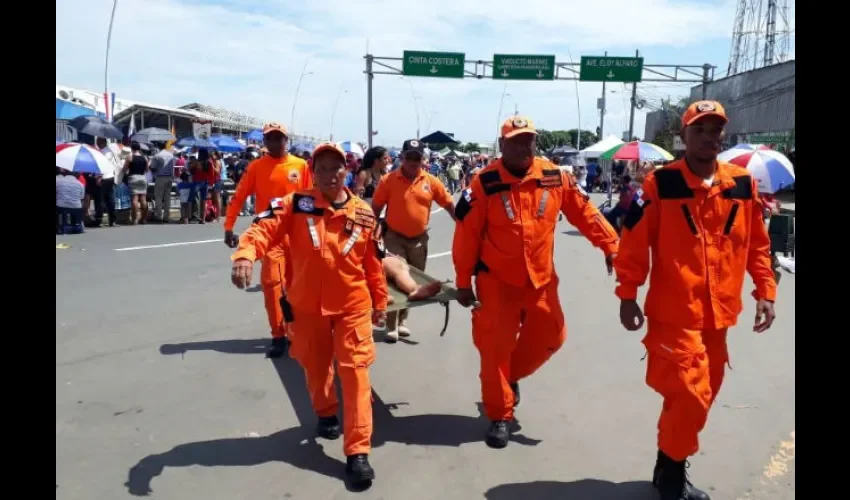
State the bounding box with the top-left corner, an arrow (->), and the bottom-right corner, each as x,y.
224,154 -> 311,232
614,160 -> 777,330
231,188 -> 388,316
452,158 -> 619,289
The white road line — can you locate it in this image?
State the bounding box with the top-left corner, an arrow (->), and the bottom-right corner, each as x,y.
114,239 -> 220,252
428,251 -> 451,259
431,207 -> 444,214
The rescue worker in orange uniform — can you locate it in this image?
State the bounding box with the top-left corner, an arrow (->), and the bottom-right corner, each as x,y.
230,142 -> 387,488
224,123 -> 312,358
453,116 -> 619,448
614,101 -> 777,500
371,138 -> 455,342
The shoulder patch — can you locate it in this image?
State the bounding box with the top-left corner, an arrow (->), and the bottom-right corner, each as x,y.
654,169 -> 694,199
455,188 -> 475,221
353,207 -> 376,228
723,175 -> 753,199
538,169 -> 563,188
253,197 -> 285,223
479,170 -> 510,195
293,193 -> 325,215
623,199 -> 651,230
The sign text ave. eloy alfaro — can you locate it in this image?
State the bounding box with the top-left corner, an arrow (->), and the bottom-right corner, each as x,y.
492,54 -> 555,80
579,56 -> 644,82
402,50 -> 466,78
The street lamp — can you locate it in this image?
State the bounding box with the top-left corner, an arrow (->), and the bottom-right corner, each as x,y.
495,84 -> 511,155
104,0 -> 119,121
290,60 -> 313,137
329,84 -> 347,142
400,77 -> 421,138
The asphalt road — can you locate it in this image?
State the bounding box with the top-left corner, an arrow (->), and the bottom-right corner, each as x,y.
56,193 -> 795,500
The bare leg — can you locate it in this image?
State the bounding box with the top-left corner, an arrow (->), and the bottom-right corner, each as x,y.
383,256 -> 442,301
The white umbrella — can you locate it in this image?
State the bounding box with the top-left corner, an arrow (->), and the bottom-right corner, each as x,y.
56,143 -> 113,176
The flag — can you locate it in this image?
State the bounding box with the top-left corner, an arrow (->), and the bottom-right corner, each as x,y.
128,112 -> 136,139
103,92 -> 110,121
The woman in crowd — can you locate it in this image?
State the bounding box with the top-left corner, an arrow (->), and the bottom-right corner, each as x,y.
123,142 -> 150,225
355,146 -> 391,200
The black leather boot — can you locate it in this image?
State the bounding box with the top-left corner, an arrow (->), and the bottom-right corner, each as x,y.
266,337 -> 289,359
345,454 -> 375,487
316,415 -> 341,440
486,420 -> 510,449
653,451 -> 711,500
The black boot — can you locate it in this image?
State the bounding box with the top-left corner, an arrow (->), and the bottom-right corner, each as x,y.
345,454 -> 375,487
485,420 -> 510,449
653,451 -> 711,500
266,337 -> 289,359
510,382 -> 520,407
316,415 -> 341,440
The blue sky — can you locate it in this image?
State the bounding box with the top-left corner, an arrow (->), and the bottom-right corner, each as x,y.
56,0 -> 792,147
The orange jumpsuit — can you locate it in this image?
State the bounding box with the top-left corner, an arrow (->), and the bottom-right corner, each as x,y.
453,158 -> 619,422
225,154 -> 312,339
232,188 -> 388,456
614,160 -> 776,461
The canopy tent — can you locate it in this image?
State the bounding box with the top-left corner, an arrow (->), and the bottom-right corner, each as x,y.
579,135 -> 625,159
419,131 -> 460,145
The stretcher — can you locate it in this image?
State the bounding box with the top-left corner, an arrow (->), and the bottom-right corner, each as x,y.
385,265 -> 459,337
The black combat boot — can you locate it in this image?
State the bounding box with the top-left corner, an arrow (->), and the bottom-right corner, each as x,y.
485,420 -> 510,449
653,451 -> 711,500
266,337 -> 290,359
510,382 -> 520,407
345,454 -> 375,487
316,415 -> 341,440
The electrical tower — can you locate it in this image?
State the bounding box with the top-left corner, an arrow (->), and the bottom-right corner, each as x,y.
727,0 -> 794,76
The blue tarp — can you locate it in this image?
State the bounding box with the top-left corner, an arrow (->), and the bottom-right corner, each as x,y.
56,98 -> 105,121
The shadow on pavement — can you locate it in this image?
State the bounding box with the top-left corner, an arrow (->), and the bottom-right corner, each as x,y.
562,230 -> 582,237
129,339 -> 542,495
485,479 -> 657,500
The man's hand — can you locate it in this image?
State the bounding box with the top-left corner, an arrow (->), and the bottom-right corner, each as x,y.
619,299 -> 645,331
372,310 -> 387,327
231,258 -> 253,289
754,299 -> 776,334
605,253 -> 617,276
457,288 -> 481,309
224,230 -> 239,248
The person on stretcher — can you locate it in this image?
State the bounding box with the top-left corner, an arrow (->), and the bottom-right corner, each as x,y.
383,253 -> 444,304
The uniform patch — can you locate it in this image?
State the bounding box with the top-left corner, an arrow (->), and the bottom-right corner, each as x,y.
344,218 -> 355,233
623,199 -> 651,230
455,189 -> 474,221
423,182 -> 431,192
297,196 -> 314,212
287,169 -> 300,183
696,101 -> 716,112
538,172 -> 563,188
353,207 -> 376,228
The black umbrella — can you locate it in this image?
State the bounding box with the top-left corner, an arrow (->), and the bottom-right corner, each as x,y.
67,116 -> 124,140
176,136 -> 218,150
131,127 -> 176,144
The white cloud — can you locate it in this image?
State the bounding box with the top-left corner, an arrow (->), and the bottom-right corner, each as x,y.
56,0 -> 736,146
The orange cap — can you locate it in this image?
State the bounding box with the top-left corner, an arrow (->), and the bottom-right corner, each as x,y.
312,141 -> 346,163
262,122 -> 289,136
681,100 -> 728,126
501,116 -> 537,139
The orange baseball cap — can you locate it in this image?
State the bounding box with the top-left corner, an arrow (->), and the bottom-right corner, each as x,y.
312,141 -> 346,163
681,100 -> 728,126
501,116 -> 537,139
262,122 -> 289,136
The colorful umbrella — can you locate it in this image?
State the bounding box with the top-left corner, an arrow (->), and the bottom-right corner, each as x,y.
176,137 -> 218,150
245,129 -> 264,141
722,143 -> 771,153
600,141 -> 674,162
56,143 -> 113,176
209,134 -> 246,153
717,148 -> 795,193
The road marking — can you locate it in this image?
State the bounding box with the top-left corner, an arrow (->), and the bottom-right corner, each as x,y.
431,207 -> 444,214
428,251 -> 451,259
115,239 -> 220,252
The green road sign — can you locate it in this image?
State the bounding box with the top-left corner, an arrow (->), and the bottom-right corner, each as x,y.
403,50 -> 466,78
580,56 -> 644,82
492,54 -> 555,80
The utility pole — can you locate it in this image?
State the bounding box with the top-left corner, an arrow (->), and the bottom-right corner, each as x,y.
701,63 -> 712,99
366,54 -> 374,148
599,50 -> 607,139
104,0 -> 118,122
627,49 -> 639,141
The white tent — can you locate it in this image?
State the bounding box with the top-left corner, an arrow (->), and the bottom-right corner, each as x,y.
579,135 -> 625,160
